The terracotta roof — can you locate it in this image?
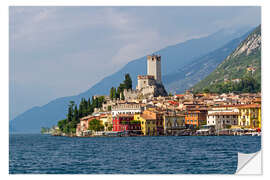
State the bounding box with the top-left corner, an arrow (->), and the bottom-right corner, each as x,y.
100,114 -> 108,118
175,94 -> 185,97
141,114 -> 156,120
212,104 -> 246,108
80,115 -> 93,121
238,104 -> 261,109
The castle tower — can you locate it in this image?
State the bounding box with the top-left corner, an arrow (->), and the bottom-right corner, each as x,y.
147,55 -> 162,84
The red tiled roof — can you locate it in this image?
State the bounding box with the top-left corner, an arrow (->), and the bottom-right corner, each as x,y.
175,94 -> 185,97
168,101 -> 179,105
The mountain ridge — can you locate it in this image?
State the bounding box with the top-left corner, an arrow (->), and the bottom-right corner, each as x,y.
162,28 -> 254,94
10,26 -> 254,133
192,25 -> 261,93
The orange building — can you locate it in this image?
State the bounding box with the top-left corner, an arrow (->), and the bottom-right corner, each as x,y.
185,107 -> 208,128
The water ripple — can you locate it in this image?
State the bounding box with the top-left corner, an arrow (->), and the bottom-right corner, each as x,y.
9,134 -> 261,174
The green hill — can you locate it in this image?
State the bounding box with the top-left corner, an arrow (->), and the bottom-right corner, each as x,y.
192,25 -> 261,93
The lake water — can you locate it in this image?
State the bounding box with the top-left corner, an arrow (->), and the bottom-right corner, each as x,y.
9,134 -> 261,174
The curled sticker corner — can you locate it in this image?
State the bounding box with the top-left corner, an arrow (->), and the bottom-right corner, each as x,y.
235,150 -> 262,175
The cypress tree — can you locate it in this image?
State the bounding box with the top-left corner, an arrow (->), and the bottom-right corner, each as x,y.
110,87 -> 114,100
87,98 -> 91,108
112,87 -> 116,99
116,87 -> 121,99
73,105 -> 79,123
78,101 -> 83,118
67,101 -> 75,122
124,73 -> 132,90
120,91 -> 125,100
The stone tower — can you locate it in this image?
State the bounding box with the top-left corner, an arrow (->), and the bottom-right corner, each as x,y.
147,55 -> 161,84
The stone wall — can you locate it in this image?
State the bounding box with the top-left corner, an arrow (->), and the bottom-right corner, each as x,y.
123,89 -> 139,100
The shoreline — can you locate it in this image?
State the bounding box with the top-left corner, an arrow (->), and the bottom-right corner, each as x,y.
51,133 -> 261,138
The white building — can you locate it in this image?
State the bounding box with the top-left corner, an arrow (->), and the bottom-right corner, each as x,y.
111,103 -> 142,116
207,110 -> 239,130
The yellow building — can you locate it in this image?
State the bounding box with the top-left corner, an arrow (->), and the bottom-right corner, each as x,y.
238,104 -> 261,129
100,114 -> 113,131
163,112 -> 185,135
134,114 -> 157,136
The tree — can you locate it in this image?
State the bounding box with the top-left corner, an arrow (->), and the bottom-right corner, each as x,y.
108,105 -> 112,111
87,98 -> 91,108
116,87 -> 121,99
78,99 -> 83,118
72,105 -> 79,123
104,122 -> 108,131
202,88 -> 210,93
124,73 -> 132,90
120,91 -> 125,100
67,101 -> 75,122
88,119 -> 104,132
108,124 -> 113,131
112,87 -> 117,99
41,127 -> 50,134
110,87 -> 114,100
57,119 -> 67,131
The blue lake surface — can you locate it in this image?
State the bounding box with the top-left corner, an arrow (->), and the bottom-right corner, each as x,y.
9,134 -> 261,174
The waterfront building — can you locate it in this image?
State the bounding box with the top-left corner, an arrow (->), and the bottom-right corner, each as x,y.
112,114 -> 141,133
134,113 -> 157,136
163,111 -> 185,135
76,115 -> 101,136
100,113 -> 113,131
185,106 -> 208,128
144,109 -> 164,135
111,102 -> 142,117
207,111 -> 239,130
238,104 -> 261,128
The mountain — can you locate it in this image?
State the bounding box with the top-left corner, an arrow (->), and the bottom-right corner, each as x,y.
192,25 -> 261,92
163,29 -> 253,94
10,26 -> 253,133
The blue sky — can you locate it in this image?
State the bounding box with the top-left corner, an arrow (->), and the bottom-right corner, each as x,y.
9,6 -> 261,118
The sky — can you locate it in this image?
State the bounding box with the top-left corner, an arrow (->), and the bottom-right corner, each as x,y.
9,6 -> 261,119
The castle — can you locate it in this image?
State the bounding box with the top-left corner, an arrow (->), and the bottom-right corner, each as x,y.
124,55 -> 167,100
